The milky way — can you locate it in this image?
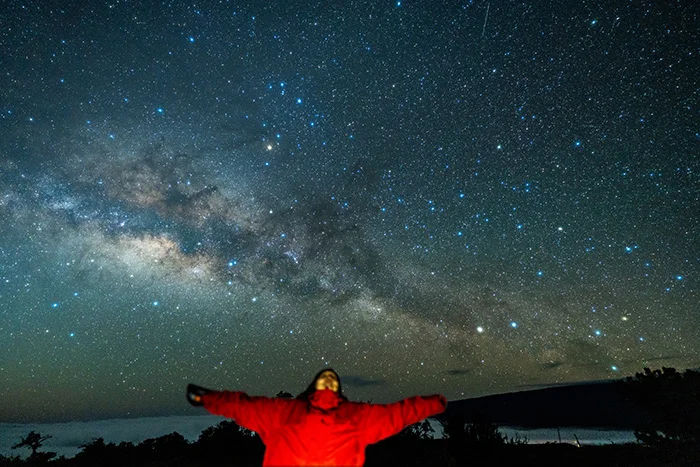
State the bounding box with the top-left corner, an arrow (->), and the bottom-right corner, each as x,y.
1,0 -> 698,422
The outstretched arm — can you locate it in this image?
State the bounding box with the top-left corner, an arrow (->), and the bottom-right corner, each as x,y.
186,383 -> 290,438
360,394 -> 447,445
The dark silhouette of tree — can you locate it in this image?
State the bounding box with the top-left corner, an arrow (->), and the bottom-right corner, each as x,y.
274,390 -> 294,399
396,419 -> 435,440
11,432 -> 51,457
442,411 -> 507,447
439,410 -> 515,466
463,419 -> 507,447
11,431 -> 56,463
0,454 -> 23,466
193,420 -> 263,466
136,432 -> 190,467
622,367 -> 700,447
366,420 -> 443,467
73,438 -> 136,467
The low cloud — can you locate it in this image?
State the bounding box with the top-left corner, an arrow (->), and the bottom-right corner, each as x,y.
341,375 -> 385,388
541,361 -> 565,370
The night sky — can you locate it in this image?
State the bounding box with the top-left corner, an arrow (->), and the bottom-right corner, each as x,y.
1,0 -> 698,424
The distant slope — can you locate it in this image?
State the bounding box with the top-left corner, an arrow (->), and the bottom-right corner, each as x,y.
439,381 -> 648,429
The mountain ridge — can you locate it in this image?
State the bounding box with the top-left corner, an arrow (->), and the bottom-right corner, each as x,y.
439,379 -> 647,429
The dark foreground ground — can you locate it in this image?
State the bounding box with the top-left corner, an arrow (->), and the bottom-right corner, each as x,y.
371,440 -> 700,467
4,439 -> 700,467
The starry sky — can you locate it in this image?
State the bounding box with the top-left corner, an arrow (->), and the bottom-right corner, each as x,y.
1,0 -> 698,423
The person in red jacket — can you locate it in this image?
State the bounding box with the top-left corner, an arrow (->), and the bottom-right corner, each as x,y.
187,368 -> 447,467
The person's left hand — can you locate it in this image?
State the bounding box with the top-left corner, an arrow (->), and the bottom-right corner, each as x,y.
186,384 -> 212,406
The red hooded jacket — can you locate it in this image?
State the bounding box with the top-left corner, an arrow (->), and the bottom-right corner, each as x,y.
202,388 -> 447,466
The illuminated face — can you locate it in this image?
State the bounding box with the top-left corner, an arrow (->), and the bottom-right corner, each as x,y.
315,370 -> 340,392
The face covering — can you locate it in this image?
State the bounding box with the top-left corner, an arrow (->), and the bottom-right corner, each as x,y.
309,389 -> 341,411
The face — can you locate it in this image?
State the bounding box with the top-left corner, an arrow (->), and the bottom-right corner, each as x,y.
314,370 -> 340,392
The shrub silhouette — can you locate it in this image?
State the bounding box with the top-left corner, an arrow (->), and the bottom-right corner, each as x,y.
194,420 -> 263,466
395,419 -> 435,441
442,411 -> 507,447
365,420 -> 443,467
622,367 -> 700,447
0,454 -> 25,467
137,432 -> 189,466
440,410 -> 534,465
73,438 -> 136,467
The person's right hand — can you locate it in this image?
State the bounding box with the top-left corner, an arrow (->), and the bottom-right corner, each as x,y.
186,384 -> 212,406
